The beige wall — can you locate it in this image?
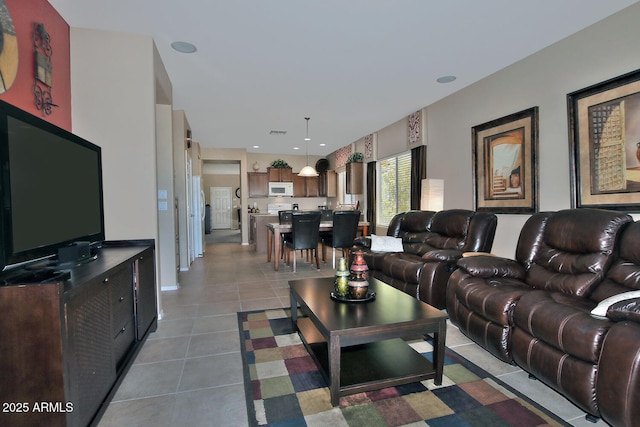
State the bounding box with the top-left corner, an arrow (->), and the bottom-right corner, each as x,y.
68,28 -> 173,305
424,3 -> 640,257
69,29 -> 158,241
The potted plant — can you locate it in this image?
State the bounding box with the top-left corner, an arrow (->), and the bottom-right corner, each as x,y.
270,159 -> 291,168
347,152 -> 364,163
346,153 -> 364,194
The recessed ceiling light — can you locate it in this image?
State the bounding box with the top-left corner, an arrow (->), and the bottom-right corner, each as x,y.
436,75 -> 456,83
171,41 -> 197,53
293,147 -> 300,150
252,145 -> 260,149
319,143 -> 326,147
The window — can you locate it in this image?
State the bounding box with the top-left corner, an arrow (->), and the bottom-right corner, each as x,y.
377,151 -> 411,225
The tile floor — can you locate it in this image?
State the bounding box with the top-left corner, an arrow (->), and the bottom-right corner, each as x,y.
97,240 -> 606,427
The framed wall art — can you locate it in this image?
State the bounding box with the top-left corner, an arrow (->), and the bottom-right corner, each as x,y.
567,69 -> 640,211
472,107 -> 539,213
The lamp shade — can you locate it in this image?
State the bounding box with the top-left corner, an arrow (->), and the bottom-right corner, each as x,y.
421,179 -> 444,211
298,165 -> 319,177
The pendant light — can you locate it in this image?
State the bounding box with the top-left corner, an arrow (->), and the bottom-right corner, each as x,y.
298,117 -> 319,177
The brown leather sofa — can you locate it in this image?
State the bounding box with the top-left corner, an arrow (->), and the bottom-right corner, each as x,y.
446,208 -> 640,426
353,209 -> 497,309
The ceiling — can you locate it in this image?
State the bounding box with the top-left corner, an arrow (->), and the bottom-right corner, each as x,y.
48,0 -> 638,156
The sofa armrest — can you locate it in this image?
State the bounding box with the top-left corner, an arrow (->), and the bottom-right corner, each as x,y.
422,249 -> 464,263
353,236 -> 371,249
606,298 -> 640,323
456,255 -> 526,280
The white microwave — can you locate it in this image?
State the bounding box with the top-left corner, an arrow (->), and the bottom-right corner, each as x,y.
268,181 -> 294,197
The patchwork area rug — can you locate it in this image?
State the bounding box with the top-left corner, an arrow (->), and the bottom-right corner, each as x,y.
238,308 -> 569,427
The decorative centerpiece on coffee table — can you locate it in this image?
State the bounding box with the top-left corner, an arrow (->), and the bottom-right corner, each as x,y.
331,250 -> 375,302
333,257 -> 349,297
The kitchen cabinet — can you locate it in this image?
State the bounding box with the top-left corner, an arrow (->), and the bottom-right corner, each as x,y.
248,172 -> 268,198
267,167 -> 292,182
292,174 -> 319,197
0,241 -> 157,427
319,170 -> 337,197
346,162 -> 364,194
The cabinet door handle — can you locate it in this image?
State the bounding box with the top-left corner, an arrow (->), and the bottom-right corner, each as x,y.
103,277 -> 110,284
119,296 -> 124,302
121,326 -> 126,333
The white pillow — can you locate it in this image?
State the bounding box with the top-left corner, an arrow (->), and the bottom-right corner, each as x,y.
590,290 -> 640,317
370,235 -> 403,252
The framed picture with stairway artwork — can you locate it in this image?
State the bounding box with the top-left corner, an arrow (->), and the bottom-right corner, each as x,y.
472,107 -> 539,213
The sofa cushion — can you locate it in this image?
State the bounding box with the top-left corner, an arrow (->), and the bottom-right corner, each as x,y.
514,290 -> 613,363
526,209 -> 632,296
370,235 -> 403,252
590,222 -> 640,302
427,209 -> 472,250
380,253 -> 423,284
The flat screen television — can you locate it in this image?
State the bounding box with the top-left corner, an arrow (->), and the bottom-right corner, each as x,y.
0,100 -> 105,271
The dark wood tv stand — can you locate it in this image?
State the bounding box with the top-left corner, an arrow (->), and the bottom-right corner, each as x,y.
0,240 -> 157,427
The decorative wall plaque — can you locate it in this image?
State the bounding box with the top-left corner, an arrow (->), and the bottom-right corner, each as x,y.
407,110 -> 422,148
33,23 -> 56,115
364,133 -> 375,161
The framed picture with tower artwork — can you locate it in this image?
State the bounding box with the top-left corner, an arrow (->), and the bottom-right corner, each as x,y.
568,68 -> 640,211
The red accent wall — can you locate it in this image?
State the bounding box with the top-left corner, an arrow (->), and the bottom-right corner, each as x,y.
0,0 -> 71,130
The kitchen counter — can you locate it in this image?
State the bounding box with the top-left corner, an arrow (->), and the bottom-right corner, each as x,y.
249,214 -> 278,253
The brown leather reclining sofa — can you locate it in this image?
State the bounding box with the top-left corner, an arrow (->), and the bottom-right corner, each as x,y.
353,209 -> 497,309
446,208 -> 640,427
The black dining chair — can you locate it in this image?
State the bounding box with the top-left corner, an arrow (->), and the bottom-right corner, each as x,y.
321,210 -> 361,268
278,210 -> 293,259
284,211 -> 322,272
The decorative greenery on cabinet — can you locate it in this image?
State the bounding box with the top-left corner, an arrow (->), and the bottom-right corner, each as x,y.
347,152 -> 364,163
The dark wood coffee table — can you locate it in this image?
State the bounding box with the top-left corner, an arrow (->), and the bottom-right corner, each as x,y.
289,277 -> 448,406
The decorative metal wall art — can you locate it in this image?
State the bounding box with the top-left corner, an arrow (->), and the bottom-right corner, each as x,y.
33,23 -> 56,115
407,110 -> 424,148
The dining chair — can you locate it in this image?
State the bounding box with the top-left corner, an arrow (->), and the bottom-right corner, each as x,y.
321,210 -> 361,268
284,211 -> 322,272
278,210 -> 293,259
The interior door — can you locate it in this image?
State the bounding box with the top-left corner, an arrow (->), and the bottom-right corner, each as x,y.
211,187 -> 232,229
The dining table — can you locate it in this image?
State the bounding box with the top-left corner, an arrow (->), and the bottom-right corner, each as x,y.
266,221 -> 369,271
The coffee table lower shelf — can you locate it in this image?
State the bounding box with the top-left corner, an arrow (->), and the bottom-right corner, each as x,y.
296,317 -> 436,402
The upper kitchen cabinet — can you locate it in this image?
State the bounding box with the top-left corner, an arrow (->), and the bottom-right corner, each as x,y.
319,170 -> 337,197
292,174 -> 319,197
248,172 -> 268,198
346,162 -> 363,194
267,167 -> 292,182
